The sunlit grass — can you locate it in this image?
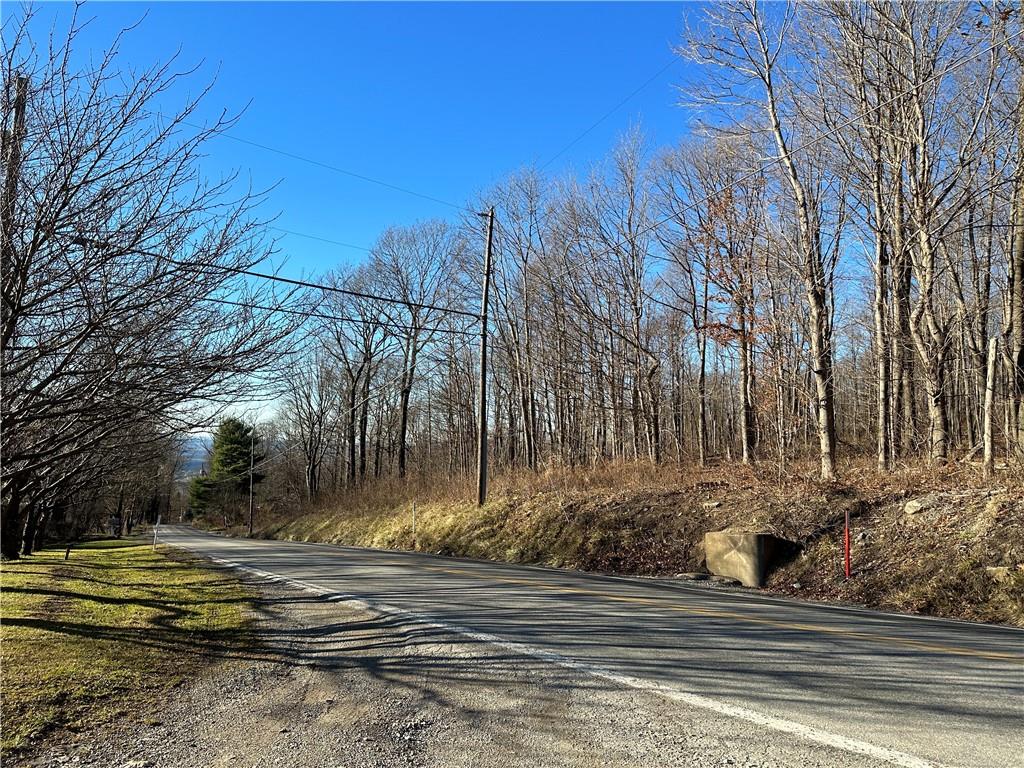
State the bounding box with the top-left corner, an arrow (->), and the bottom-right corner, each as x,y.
0,537 -> 253,754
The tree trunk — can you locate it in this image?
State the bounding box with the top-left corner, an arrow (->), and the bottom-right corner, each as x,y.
359,372 -> 371,482
983,336 -> 998,477
305,459 -> 319,500
397,343 -> 418,480
761,47 -> 837,480
33,505 -> 52,552
872,173 -> 891,470
347,380 -> 358,487
20,499 -> 39,556
738,316 -> 755,464
0,476 -> 26,560
919,354 -> 950,464
1011,174 -> 1024,454
891,195 -> 915,459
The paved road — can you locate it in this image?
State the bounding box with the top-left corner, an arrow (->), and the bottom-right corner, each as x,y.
158,526 -> 1023,768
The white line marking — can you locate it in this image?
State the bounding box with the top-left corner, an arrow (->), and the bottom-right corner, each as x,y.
196,550 -> 951,768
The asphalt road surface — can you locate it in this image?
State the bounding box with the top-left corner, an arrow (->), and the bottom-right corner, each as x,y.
158,525 -> 1023,768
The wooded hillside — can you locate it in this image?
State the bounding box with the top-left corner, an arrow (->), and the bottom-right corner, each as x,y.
4,3 -> 1024,551
259,3 -> 1024,507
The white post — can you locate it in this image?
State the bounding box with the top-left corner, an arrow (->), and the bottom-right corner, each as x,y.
412,501 -> 417,551
153,514 -> 161,550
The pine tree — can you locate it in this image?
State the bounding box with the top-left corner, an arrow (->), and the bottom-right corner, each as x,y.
188,419 -> 264,518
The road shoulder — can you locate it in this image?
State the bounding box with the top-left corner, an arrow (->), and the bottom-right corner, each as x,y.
16,570 -> 894,768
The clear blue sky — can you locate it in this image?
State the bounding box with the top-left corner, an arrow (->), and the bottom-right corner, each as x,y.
22,2 -> 704,279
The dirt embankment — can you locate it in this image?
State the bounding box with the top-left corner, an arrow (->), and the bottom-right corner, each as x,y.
771,486 -> 1024,624
247,463 -> 1024,627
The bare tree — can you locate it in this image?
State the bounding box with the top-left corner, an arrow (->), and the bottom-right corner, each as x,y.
0,9 -> 298,557
685,0 -> 840,479
371,221 -> 465,478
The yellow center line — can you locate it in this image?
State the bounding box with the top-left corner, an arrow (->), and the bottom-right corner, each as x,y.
418,565 -> 1023,662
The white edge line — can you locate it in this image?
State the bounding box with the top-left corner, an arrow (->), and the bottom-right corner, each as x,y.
199,552 -> 953,768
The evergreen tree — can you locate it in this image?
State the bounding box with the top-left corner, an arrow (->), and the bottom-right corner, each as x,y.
189,419 -> 264,518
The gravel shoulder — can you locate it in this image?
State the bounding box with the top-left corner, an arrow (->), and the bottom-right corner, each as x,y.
18,572 -> 892,768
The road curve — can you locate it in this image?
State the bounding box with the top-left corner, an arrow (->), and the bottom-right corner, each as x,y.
157,525 -> 1023,768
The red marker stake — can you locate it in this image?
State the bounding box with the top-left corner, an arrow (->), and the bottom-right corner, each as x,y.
844,508 -> 851,580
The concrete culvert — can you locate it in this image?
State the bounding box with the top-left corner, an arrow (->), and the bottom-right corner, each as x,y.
703,529 -> 801,587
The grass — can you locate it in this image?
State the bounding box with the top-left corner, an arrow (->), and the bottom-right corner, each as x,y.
0,536 -> 254,755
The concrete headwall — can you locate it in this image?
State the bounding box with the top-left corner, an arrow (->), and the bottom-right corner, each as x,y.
704,530 -> 800,587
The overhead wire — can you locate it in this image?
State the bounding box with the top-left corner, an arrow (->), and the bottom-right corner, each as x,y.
539,57 -> 679,171
164,57 -> 680,327
70,238 -> 482,321
269,226 -> 373,253
205,60 -> 679,263
203,295 -> 478,336
489,57 -> 680,238
179,118 -> 467,212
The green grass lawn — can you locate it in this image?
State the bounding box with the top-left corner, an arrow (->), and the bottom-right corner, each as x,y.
0,537 -> 254,755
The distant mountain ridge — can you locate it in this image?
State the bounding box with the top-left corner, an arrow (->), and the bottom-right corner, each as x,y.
179,434 -> 211,477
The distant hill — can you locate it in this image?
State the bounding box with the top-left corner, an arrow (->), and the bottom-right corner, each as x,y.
179,434 -> 211,477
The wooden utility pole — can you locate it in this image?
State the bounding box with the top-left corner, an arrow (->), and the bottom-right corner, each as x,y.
247,429 -> 255,536
476,207 -> 495,507
0,74 -> 28,358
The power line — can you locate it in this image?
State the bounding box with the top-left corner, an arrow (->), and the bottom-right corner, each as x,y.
183,55 -> 675,262
540,57 -> 679,170
497,57 -> 678,232
269,226 -> 372,253
70,237 -> 482,321
181,118 -> 466,212
203,295 -> 478,336
174,57 -> 679,301
219,263 -> 480,321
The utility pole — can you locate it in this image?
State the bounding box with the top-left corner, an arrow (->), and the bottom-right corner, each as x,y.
476,207 -> 495,507
1,74 -> 28,233
1,74 -> 28,354
247,428 -> 255,537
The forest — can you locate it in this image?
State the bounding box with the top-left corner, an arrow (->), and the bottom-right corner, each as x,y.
3,1 -> 1023,555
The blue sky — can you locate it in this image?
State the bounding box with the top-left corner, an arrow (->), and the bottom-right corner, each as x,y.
19,1 -> 703,280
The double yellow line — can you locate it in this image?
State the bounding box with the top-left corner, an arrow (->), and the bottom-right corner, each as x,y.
418,564 -> 1024,663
